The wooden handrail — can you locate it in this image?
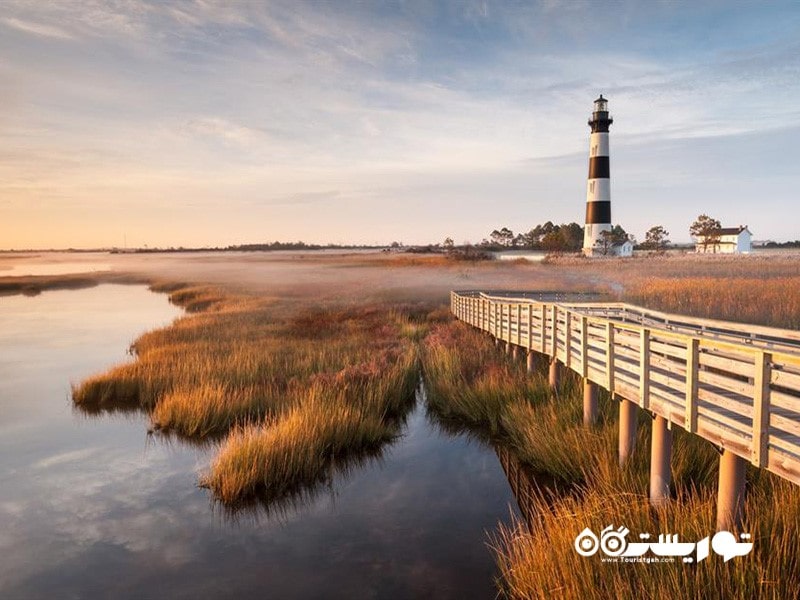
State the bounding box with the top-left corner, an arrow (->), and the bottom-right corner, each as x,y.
451,290 -> 800,487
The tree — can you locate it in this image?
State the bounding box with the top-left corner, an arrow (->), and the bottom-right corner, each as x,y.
593,225 -> 632,256
443,237 -> 454,251
489,227 -> 514,247
596,230 -> 616,256
519,229 -> 538,248
643,225 -> 670,253
560,222 -> 584,251
690,214 -> 721,253
609,224 -> 629,244
541,230 -> 564,252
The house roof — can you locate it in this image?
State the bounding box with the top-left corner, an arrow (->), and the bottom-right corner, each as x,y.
711,226 -> 750,236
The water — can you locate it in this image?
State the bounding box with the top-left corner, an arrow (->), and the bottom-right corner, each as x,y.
0,285 -> 518,599
0,261 -> 111,277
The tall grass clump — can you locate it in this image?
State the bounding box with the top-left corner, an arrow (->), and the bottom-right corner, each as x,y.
202,347 -> 418,503
422,322 -> 548,435
73,284 -> 427,504
494,473 -> 800,600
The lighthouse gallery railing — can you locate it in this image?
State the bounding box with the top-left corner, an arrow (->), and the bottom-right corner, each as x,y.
451,290 -> 800,486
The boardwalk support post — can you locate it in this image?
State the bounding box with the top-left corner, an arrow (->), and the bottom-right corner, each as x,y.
526,350 -> 535,373
618,396 -> 638,466
649,415 -> 672,506
548,358 -> 560,390
512,345 -> 520,362
583,381 -> 598,426
717,449 -> 746,531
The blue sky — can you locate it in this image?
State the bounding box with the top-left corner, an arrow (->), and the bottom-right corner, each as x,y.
1,1 -> 799,248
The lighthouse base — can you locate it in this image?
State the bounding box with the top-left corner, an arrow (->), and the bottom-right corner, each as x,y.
583,244 -> 633,258
582,223 -> 633,258
583,223 -> 612,257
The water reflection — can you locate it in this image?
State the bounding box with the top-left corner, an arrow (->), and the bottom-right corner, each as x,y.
422,392 -> 554,530
212,447 -> 390,525
495,445 -> 542,527
0,287 -> 518,599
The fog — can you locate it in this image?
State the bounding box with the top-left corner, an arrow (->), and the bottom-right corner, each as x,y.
2,250 -> 800,305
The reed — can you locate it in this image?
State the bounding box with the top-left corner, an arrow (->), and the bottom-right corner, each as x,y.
625,276 -> 800,328
73,283 -> 425,503
202,347 -> 419,503
493,474 -> 800,600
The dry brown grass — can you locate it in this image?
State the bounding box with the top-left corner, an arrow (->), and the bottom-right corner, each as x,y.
625,276 -> 800,328
202,347 -> 418,502
73,283 -> 427,503
494,472 -> 800,600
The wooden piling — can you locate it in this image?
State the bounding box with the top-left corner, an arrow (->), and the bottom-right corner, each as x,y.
583,380 -> 598,426
649,415 -> 672,506
548,358 -> 560,390
717,449 -> 746,531
526,350 -> 535,374
618,397 -> 638,466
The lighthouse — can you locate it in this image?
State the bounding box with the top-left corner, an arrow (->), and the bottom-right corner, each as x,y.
582,94 -> 614,256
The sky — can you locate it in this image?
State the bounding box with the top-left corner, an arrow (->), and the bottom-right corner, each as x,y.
1,0 -> 799,249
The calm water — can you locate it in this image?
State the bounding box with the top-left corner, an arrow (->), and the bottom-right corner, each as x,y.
0,262 -> 111,276
0,285 -> 519,599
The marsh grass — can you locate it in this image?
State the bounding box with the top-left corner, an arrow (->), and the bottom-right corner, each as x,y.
0,271 -> 151,296
493,475 -> 800,600
626,276 -> 800,328
73,283 -> 426,504
201,351 -> 419,503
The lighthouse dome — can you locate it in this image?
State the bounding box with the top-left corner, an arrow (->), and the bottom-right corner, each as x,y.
593,95 -> 608,112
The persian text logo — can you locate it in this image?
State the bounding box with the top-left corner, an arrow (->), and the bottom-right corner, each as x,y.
574,525 -> 753,564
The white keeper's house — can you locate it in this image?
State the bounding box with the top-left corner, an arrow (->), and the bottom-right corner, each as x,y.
695,225 -> 752,254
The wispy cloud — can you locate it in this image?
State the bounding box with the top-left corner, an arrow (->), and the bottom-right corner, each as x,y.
2,16 -> 74,40
181,117 -> 261,146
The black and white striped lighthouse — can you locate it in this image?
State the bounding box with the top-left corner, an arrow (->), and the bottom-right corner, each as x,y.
582,94 -> 613,256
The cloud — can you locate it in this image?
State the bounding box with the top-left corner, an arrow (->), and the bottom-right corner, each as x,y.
1,16 -> 74,40
32,447 -> 102,470
181,117 -> 261,146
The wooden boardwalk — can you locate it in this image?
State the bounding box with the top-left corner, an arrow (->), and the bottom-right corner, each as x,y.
451,290 -> 800,528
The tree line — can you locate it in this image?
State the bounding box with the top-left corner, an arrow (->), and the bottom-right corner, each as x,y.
473,215 -> 737,255
481,222 -> 632,252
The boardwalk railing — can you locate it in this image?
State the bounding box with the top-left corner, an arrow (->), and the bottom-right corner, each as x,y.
451,290 -> 800,529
